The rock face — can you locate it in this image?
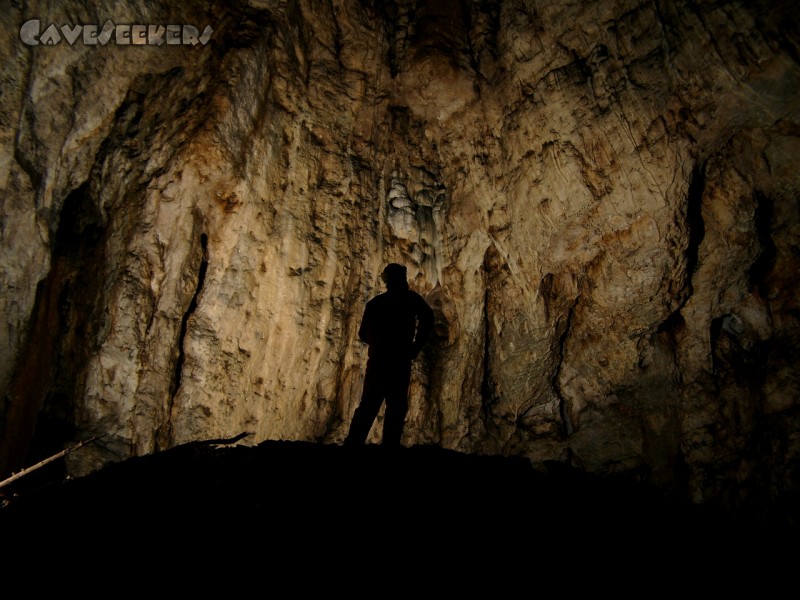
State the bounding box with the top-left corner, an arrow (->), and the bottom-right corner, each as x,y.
1,0 -> 798,521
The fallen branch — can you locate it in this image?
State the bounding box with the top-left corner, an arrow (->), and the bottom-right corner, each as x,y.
0,436 -> 100,491
203,432 -> 251,446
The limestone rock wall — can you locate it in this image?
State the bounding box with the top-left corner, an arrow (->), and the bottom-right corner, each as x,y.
1,0 -> 798,518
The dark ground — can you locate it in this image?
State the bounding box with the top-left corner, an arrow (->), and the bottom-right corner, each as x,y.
1,439 -> 796,591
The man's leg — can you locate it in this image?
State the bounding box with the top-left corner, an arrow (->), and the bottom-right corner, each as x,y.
345,361 -> 385,446
381,361 -> 412,447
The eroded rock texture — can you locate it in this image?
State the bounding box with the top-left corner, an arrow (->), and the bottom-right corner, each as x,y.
1,0 -> 798,520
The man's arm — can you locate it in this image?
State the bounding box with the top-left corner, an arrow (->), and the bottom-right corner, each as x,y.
358,301 -> 372,344
411,295 -> 434,359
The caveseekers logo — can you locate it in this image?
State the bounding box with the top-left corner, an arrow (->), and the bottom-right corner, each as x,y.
20,19 -> 213,46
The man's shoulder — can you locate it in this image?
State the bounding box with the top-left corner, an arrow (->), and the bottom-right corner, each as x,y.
395,289 -> 427,304
368,291 -> 390,304
407,288 -> 429,302
365,292 -> 392,312
408,290 -> 428,304
369,288 -> 429,307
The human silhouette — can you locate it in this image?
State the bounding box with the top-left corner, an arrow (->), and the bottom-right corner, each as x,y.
344,263 -> 434,447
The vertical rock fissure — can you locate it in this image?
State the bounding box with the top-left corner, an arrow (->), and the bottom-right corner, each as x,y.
479,288 -> 495,427
170,234 -> 209,402
13,145 -> 43,192
685,160 -> 707,294
748,190 -> 776,293
554,299 -> 578,439
658,159 -> 708,332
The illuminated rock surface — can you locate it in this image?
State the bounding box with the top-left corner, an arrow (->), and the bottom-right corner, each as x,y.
0,0 -> 798,527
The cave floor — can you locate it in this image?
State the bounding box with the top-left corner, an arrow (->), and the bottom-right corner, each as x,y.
1,440 -> 794,589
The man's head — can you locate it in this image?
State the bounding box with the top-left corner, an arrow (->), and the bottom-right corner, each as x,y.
381,263 -> 408,291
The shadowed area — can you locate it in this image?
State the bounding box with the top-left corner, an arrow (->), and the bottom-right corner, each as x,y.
2,439 -> 794,576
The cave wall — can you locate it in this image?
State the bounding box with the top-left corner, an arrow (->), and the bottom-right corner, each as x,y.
1,0 -> 798,517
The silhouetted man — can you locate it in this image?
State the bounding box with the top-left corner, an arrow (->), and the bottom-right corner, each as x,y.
344,263 -> 434,447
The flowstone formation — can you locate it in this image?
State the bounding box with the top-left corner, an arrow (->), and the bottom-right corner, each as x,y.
1,0 -> 798,521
